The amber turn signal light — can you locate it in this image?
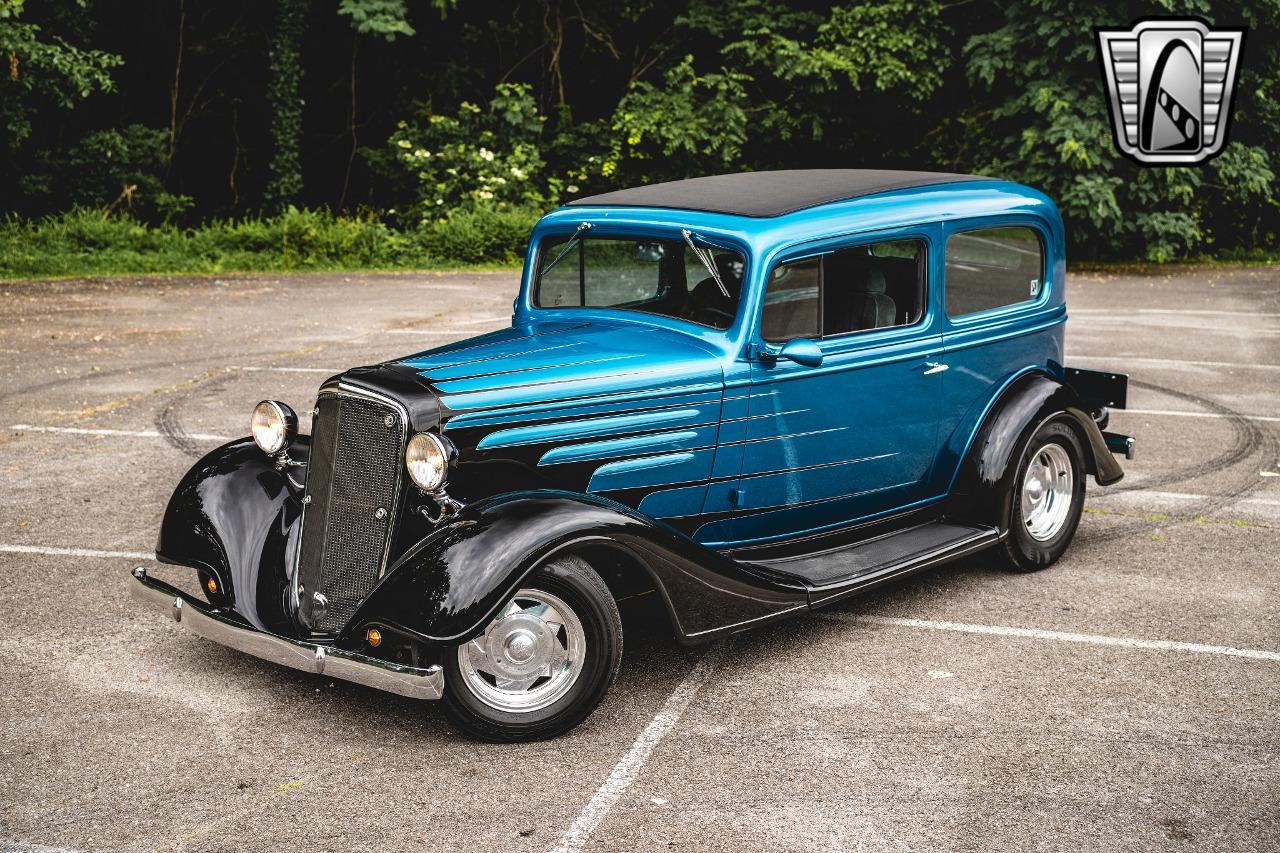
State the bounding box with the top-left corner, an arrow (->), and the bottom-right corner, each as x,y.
366,628 -> 382,648
205,577 -> 218,594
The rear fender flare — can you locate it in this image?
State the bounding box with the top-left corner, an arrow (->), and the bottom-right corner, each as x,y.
339,490 -> 808,647
950,373 -> 1123,532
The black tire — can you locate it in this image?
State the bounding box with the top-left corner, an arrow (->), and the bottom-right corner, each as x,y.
1001,419 -> 1087,572
441,555 -> 622,742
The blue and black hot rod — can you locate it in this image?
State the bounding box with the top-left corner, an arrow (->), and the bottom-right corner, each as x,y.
133,170 -> 1134,740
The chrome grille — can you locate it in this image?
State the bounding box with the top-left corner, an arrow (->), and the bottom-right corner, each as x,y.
297,388 -> 406,633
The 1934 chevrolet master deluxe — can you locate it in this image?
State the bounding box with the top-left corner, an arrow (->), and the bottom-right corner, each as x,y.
132,170 -> 1134,740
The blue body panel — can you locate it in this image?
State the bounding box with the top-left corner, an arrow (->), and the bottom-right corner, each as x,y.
393,180 -> 1067,550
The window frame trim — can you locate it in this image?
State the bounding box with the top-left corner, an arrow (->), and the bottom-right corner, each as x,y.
757,232 -> 933,345
942,221 -> 1050,323
529,231 -> 749,332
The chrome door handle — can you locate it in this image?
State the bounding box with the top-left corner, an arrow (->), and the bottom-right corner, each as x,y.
923,362 -> 949,375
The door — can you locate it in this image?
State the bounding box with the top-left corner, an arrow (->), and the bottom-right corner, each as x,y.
931,221 -> 1060,493
697,234 -> 946,548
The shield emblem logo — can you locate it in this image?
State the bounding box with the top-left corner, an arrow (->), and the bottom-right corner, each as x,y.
1096,19 -> 1246,165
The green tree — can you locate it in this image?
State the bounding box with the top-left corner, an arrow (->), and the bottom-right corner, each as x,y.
264,0 -> 308,211
0,0 -> 120,149
601,0 -> 950,185
964,0 -> 1275,260
377,83 -> 550,224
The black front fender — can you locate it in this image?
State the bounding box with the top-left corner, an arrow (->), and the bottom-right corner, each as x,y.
950,373 -> 1123,532
156,437 -> 309,634
339,490 -> 808,647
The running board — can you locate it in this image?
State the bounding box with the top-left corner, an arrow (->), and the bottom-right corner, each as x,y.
750,520 -> 1001,607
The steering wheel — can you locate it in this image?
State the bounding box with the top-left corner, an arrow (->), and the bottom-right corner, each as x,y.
696,304 -> 736,326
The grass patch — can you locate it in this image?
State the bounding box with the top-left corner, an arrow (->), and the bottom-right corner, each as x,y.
1071,256 -> 1280,273
0,206 -> 539,279
7,207 -> 1273,280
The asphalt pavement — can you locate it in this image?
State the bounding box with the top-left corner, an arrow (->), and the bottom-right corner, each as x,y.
0,266 -> 1276,852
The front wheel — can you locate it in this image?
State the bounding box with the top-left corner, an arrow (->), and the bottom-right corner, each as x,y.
441,555 -> 622,741
1001,419 -> 1086,572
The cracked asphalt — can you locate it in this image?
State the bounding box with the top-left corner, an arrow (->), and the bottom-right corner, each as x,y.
0,266 -> 1277,852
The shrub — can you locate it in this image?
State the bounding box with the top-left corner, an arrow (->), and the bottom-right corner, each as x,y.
0,204 -> 547,278
414,205 -> 540,265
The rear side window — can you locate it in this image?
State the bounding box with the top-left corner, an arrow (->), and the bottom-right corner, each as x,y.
760,239 -> 926,342
944,226 -> 1044,318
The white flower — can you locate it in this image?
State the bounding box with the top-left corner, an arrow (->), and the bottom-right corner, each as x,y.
477,190 -> 494,199
492,177 -> 506,185
397,139 -> 412,149
511,166 -> 525,179
478,148 -> 495,162
413,149 -> 429,158
566,184 -> 579,193
436,199 -> 444,205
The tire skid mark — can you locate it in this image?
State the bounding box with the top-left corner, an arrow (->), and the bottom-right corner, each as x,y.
0,352 -> 242,407
1078,378 -> 1277,545
155,371 -> 240,457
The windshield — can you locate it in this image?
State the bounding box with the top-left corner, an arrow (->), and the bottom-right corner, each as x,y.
533,234 -> 745,330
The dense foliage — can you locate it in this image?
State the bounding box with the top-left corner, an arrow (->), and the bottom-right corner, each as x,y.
1,0 -> 1275,273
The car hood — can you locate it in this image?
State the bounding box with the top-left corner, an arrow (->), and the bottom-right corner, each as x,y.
393,318 -> 726,421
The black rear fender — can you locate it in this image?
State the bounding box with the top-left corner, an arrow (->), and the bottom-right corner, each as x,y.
949,373 -> 1123,532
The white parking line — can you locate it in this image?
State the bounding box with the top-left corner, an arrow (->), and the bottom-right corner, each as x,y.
1071,319 -> 1280,335
1118,408 -> 1280,423
231,365 -> 338,374
384,326 -> 505,336
838,614 -> 1280,662
410,282 -> 503,291
10,424 -> 233,441
0,544 -> 152,560
1095,489 -> 1280,508
551,644 -> 726,853
1066,354 -> 1280,371
1071,309 -> 1280,318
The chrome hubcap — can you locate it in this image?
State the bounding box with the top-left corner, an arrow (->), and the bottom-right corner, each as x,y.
458,589 -> 585,713
1021,443 -> 1074,541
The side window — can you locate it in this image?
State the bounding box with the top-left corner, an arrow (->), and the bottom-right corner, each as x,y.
945,226 -> 1044,318
760,257 -> 820,342
760,238 -> 926,342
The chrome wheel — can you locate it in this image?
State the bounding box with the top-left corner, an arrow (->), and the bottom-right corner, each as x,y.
458,589 -> 586,713
1021,442 -> 1074,541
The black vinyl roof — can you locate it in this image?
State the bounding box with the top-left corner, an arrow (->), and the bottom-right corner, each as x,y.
565,169 -> 989,218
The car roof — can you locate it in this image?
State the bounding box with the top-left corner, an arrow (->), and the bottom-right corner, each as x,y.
565,169 -> 990,218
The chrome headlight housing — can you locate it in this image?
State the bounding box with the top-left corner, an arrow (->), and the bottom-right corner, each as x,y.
405,432 -> 453,492
250,400 -> 297,456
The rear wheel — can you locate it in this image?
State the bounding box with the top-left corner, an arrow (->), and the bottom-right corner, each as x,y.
441,555 -> 622,741
1001,420 -> 1086,572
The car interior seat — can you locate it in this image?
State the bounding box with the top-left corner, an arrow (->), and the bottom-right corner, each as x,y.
847,267 -> 896,331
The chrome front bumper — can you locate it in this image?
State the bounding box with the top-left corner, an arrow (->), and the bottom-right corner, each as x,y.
130,566 -> 443,701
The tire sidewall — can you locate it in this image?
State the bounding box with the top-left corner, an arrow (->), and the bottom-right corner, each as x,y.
1004,419 -> 1086,572
442,555 -> 622,741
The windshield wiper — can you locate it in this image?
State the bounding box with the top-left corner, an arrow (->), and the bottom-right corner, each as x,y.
539,222 -> 592,278
683,229 -> 730,299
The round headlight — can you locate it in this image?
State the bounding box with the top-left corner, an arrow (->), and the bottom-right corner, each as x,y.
405,432 -> 451,492
251,400 -> 297,455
